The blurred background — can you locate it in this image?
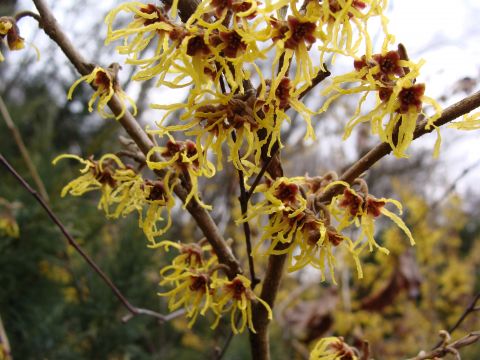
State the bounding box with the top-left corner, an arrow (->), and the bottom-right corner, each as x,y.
1,0 -> 480,359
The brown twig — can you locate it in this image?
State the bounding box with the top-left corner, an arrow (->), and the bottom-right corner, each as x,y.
235,140 -> 259,288
0,95 -> 50,202
432,293 -> 480,349
14,10 -> 41,23
409,331 -> 480,360
0,153 -> 172,323
298,66 -> 331,100
246,147 -> 277,201
215,324 -> 236,360
31,0 -> 241,279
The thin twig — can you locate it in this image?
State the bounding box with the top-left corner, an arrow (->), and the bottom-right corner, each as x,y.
14,10 -> 41,23
217,72 -> 258,286
432,293 -> 480,349
215,328 -> 236,360
429,159 -> 480,211
298,66 -> 331,100
410,158 -> 480,229
0,153 -> 172,323
246,148 -> 277,201
0,96 -> 50,202
231,133 -> 259,288
409,331 -> 480,360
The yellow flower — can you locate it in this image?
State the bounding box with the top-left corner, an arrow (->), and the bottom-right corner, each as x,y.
0,17 -> 25,61
159,269 -> 217,327
137,173 -> 177,244
53,154 -> 138,217
105,2 -> 175,57
309,337 -> 358,360
211,274 -> 272,334
0,217 -> 19,238
321,50 -> 442,157
68,65 -> 137,119
241,177 -> 308,253
152,240 -> 215,269
449,110 -> 480,130
156,240 -> 220,327
152,89 -> 263,176
54,153 -> 178,243
328,182 -> 415,278
308,0 -> 393,61
257,76 -> 317,154
287,210 -> 358,283
268,11 -> 325,85
146,139 -> 214,209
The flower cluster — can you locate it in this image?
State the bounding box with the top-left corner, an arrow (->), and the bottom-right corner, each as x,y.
152,89 -> 263,175
97,0 -> 397,180
0,17 -> 25,62
242,174 -> 414,281
156,240 -> 272,332
327,179 -> 414,275
53,153 -> 176,244
241,175 -> 354,281
322,48 -> 442,157
105,0 -> 266,93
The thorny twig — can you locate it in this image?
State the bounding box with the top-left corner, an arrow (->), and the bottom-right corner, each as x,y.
0,154 -> 180,324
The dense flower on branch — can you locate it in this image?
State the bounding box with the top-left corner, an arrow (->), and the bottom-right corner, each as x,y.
151,89 -> 263,176
39,0 -> 480,357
